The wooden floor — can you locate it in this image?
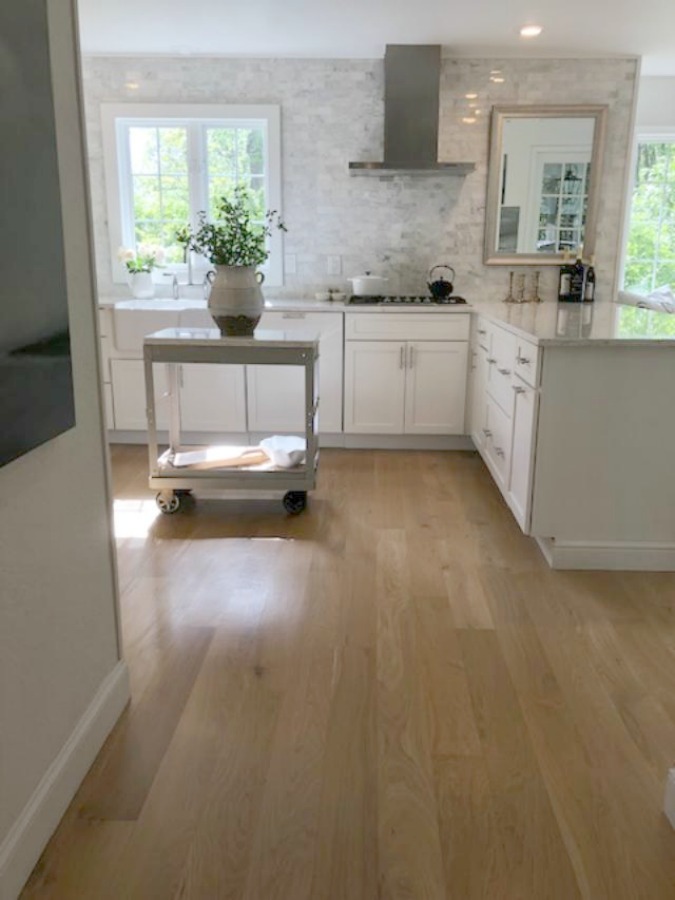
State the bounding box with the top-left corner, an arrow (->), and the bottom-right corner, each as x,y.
23,446 -> 675,899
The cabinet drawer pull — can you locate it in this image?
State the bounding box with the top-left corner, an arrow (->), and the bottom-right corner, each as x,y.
495,447 -> 505,458
408,345 -> 414,368
517,354 -> 531,364
512,385 -> 526,394
482,428 -> 492,437
478,343 -> 489,352
487,357 -> 496,364
282,311 -> 306,319
399,346 -> 405,369
477,328 -> 487,335
497,367 -> 511,376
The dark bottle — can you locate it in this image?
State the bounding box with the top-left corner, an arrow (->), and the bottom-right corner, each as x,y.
583,255 -> 596,302
558,252 -> 573,302
569,248 -> 585,303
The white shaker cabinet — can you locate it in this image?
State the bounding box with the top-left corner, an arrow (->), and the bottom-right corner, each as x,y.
508,377 -> 538,531
179,363 -> 247,433
344,312 -> 470,435
111,359 -> 170,431
344,341 -> 406,433
246,311 -> 343,434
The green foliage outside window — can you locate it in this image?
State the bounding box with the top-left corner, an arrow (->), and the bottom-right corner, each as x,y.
623,142 -> 675,293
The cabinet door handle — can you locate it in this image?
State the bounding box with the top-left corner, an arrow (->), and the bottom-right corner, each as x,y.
512,385 -> 526,394
483,428 -> 492,437
517,354 -> 531,364
409,345 -> 414,368
487,357 -> 496,364
478,343 -> 489,352
497,367 -> 511,376
477,328 -> 487,335
495,447 -> 505,458
179,364 -> 184,388
399,346 -> 405,369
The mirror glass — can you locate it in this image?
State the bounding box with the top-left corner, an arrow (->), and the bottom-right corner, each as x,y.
484,106 -> 607,265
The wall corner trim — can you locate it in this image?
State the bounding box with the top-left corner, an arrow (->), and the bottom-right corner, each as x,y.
0,660 -> 130,900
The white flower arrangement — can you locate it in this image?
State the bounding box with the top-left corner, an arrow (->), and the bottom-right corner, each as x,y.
117,244 -> 166,274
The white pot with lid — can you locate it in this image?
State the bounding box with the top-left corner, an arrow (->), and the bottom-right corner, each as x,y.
349,272 -> 389,297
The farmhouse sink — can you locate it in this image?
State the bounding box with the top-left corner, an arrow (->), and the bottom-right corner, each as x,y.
112,299 -> 211,351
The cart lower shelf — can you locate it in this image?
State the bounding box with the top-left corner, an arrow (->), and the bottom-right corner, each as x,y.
155,486 -> 308,515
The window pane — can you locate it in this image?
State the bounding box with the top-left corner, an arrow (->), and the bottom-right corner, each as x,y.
207,128 -> 237,173
160,176 -> 190,220
158,128 -> 188,175
209,175 -> 238,214
129,128 -> 158,174
132,176 -> 161,220
655,260 -> 675,288
623,260 -> 655,293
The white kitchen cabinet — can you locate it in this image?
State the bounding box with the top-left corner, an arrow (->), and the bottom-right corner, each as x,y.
111,359 -> 169,431
404,341 -> 468,434
344,341 -> 406,433
247,311 -> 343,433
469,322 -> 490,450
344,312 -> 469,437
179,363 -> 246,433
508,377 -> 538,531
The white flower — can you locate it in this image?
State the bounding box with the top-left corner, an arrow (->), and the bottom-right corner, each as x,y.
117,246 -> 135,262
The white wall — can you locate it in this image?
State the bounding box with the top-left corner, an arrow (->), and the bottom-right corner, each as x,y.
0,4 -> 129,898
636,76 -> 675,129
82,55 -> 637,304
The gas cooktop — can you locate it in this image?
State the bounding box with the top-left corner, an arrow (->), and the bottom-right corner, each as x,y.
347,295 -> 468,306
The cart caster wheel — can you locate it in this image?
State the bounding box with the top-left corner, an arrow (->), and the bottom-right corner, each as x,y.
156,491 -> 181,514
283,491 -> 307,515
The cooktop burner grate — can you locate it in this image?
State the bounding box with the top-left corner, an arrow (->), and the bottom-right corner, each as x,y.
347,295 -> 468,305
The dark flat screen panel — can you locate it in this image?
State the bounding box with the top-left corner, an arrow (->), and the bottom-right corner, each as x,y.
0,0 -> 75,467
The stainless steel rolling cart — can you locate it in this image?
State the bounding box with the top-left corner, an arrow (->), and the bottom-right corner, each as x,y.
143,327 -> 319,514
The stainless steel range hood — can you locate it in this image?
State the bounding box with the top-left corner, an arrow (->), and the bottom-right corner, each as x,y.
349,45 -> 475,177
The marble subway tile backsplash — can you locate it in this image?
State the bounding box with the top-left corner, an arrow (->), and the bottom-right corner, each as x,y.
82,55 -> 637,303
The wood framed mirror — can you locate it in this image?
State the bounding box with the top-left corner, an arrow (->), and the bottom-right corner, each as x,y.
483,105 -> 608,265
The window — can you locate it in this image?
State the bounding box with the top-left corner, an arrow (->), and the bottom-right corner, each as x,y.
623,135 -> 675,293
102,104 -> 282,285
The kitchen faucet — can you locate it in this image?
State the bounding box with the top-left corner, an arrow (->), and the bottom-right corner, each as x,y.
164,272 -> 180,299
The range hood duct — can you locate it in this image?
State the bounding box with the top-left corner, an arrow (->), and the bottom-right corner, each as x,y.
349,44 -> 475,176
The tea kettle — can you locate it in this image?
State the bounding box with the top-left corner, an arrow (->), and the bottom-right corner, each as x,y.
427,265 -> 455,299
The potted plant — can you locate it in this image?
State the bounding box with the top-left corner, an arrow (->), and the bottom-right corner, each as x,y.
117,244 -> 165,298
180,186 -> 286,336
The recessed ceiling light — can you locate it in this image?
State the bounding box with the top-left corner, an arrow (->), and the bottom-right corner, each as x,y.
465,92 -> 478,100
462,117 -> 477,124
125,81 -> 139,91
520,24 -> 543,37
490,76 -> 505,84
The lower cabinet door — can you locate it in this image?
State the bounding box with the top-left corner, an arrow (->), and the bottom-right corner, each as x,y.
469,345 -> 489,449
404,341 -> 468,435
483,395 -> 512,490
246,364 -> 305,433
344,341 -> 406,433
110,359 -> 169,431
179,363 -> 246,433
508,379 -> 538,532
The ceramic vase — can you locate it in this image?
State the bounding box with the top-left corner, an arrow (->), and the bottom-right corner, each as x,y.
207,265 -> 264,336
128,271 -> 155,299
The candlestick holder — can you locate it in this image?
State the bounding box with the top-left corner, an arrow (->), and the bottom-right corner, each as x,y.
503,271 -> 516,303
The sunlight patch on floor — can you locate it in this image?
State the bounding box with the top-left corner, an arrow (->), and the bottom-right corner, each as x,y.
113,498 -> 161,538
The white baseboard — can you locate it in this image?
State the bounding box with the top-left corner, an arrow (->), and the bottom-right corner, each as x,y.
536,537 -> 675,571
342,434 -> 474,450
0,660 -> 130,900
664,770 -> 675,830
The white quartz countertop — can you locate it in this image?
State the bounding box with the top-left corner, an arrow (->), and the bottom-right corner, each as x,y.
472,300 -> 675,347
99,295 -> 675,345
99,296 -> 472,314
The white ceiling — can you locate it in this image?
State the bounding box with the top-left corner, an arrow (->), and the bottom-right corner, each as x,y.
77,0 -> 675,75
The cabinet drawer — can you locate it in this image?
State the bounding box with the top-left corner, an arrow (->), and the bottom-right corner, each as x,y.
514,338 -> 540,388
345,312 -> 470,342
473,317 -> 492,352
484,396 -> 512,489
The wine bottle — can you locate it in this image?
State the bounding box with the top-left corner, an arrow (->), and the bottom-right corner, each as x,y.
558,252 -> 573,302
569,247 -> 585,303
583,255 -> 596,302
